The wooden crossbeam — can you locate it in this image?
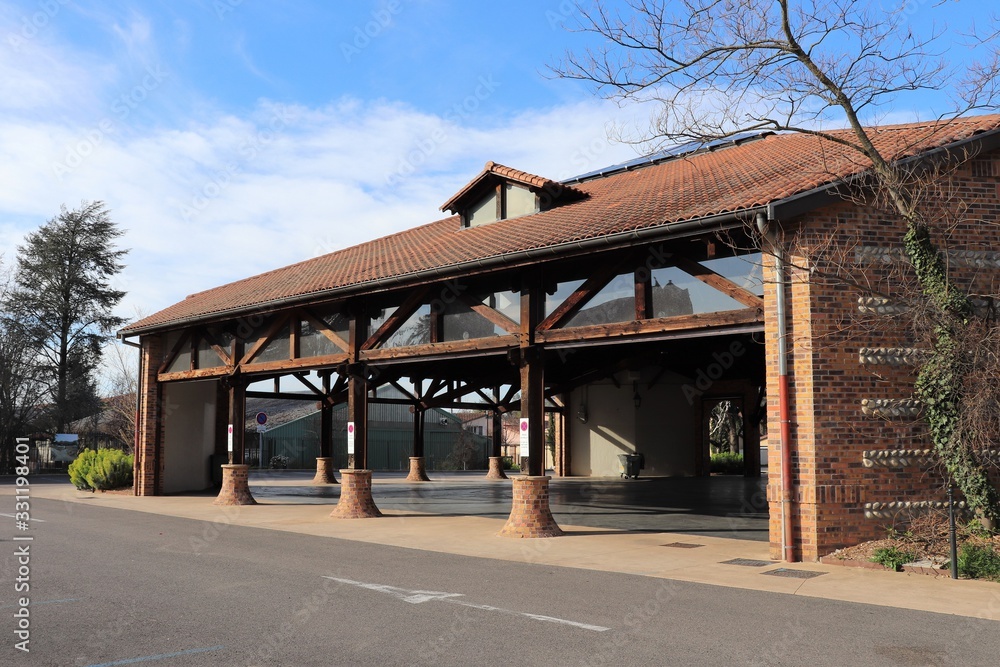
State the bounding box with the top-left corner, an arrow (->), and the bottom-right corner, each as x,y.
536,260 -> 627,332
361,286 -> 431,351
300,309 -> 349,352
360,335 -> 516,363
241,313 -> 290,365
201,328 -> 233,367
535,308 -> 763,344
669,255 -> 764,310
157,330 -> 191,375
293,372 -> 325,397
458,293 -> 519,334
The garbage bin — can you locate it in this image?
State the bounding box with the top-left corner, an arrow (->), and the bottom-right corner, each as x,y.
618,453 -> 643,479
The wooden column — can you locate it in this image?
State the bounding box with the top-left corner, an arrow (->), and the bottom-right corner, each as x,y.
520,350 -> 545,476
347,307 -> 369,469
519,274 -> 545,477
491,410 -> 502,458
320,402 -> 332,458
412,407 -> 425,458
228,379 -> 247,465
348,376 -> 367,469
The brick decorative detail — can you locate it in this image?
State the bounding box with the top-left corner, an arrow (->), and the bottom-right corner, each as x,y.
864,499 -> 966,519
856,245 -> 1000,270
330,470 -> 382,519
858,347 -> 925,366
311,457 -> 339,485
857,296 -> 907,315
498,476 -> 564,538
862,449 -> 936,468
405,456 -> 431,482
486,456 -> 509,480
860,398 -> 922,419
214,464 -> 257,506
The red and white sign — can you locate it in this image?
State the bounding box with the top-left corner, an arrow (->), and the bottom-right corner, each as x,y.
227,424 -> 234,452
519,418 -> 529,458
347,421 -> 355,454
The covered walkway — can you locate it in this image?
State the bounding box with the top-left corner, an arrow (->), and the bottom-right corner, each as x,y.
248,472 -> 768,541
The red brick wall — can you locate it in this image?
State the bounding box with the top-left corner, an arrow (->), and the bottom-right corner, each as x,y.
134,334 -> 164,496
767,151 -> 1000,560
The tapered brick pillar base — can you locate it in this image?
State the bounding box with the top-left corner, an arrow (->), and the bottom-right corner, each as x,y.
498,476 -> 563,538
486,456 -> 509,480
406,456 -> 431,482
330,470 -> 382,519
312,457 -> 339,484
214,464 -> 257,506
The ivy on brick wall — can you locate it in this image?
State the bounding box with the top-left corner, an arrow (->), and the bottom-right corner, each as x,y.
905,221 -> 1000,525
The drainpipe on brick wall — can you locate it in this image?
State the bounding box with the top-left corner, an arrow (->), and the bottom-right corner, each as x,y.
756,212 -> 797,563
120,335 -> 143,469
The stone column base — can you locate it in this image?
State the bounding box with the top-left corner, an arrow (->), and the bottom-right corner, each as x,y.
486,456 -> 509,480
406,456 -> 431,482
498,476 -> 563,538
214,464 -> 257,506
330,469 -> 382,519
312,457 -> 339,484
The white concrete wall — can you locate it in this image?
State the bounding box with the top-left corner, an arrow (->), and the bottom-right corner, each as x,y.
569,370 -> 697,477
162,380 -> 217,493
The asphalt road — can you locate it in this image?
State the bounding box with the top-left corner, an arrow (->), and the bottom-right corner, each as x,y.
1,498 -> 998,666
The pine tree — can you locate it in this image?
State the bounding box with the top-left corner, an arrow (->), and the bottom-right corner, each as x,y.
7,201 -> 128,432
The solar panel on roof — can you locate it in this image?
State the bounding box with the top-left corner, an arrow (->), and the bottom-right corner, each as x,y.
562,132 -> 768,183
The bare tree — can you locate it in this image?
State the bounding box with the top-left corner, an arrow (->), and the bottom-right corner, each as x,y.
0,261 -> 47,472
101,337 -> 140,453
554,0 -> 1000,522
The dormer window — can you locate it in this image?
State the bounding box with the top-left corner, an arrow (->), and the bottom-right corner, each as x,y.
441,161 -> 587,228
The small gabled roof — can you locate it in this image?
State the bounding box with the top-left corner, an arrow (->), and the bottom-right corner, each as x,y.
440,161 -> 586,215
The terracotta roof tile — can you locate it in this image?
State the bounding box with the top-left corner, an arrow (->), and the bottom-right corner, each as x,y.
123,115 -> 1000,334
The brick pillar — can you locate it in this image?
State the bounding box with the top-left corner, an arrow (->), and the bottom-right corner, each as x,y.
330,469 -> 382,518
406,456 -> 431,481
134,335 -> 163,496
486,456 -> 508,480
498,476 -> 563,538
214,464 -> 256,506
312,457 -> 338,484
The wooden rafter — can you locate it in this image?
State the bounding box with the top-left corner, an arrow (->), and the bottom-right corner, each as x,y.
300,309 -> 349,352
422,377 -> 502,409
293,372 -> 325,398
458,293 -> 519,333
157,330 -> 192,375
669,255 -> 764,310
241,313 -> 291,365
536,260 -> 627,332
200,328 -> 233,367
361,286 -> 431,351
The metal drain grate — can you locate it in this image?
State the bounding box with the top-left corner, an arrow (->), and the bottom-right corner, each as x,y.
661,542 -> 704,549
762,568 -> 826,579
721,558 -> 773,567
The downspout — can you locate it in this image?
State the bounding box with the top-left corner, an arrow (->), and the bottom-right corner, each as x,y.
756,212 -> 797,563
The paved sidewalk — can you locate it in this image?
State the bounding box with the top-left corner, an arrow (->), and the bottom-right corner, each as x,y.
6,474 -> 1000,622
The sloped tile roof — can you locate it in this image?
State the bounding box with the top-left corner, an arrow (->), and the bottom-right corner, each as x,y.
123,115 -> 1000,334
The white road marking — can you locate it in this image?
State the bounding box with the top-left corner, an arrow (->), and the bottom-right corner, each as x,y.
0,513 -> 45,522
324,576 -> 610,632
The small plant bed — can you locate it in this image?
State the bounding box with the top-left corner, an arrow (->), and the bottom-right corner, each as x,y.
709,452 -> 744,475
823,513 -> 1000,580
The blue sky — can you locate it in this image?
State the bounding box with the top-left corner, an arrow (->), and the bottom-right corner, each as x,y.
0,0 -> 990,334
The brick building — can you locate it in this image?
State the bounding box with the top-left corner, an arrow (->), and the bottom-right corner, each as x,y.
120,115 -> 1000,560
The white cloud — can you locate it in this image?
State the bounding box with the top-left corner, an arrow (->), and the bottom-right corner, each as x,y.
0,2 -> 648,330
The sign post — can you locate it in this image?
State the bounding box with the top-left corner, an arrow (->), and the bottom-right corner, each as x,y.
519,418 -> 529,469
255,413 -> 267,466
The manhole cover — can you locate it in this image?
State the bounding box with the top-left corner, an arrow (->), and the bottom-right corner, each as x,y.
661,542 -> 704,549
762,568 -> 826,579
721,558 -> 773,567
